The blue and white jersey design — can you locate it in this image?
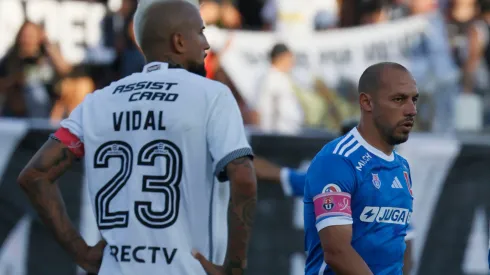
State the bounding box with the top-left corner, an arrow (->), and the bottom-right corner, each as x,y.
304,127 -> 414,275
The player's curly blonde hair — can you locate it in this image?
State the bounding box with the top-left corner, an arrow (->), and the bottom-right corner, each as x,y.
133,0 -> 200,49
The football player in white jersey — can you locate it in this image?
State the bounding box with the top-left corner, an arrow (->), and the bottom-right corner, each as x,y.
17,1 -> 257,274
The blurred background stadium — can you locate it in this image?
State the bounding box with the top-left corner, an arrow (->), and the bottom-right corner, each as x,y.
0,0 -> 490,274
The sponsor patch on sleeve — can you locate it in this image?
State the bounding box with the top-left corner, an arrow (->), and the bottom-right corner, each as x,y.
322,183 -> 342,193
313,192 -> 352,220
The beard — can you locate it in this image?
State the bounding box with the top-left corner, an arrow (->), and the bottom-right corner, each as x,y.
187,61 -> 207,77
375,117 -> 411,146
386,131 -> 409,146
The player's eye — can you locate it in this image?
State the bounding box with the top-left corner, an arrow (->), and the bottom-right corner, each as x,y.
393,97 -> 403,102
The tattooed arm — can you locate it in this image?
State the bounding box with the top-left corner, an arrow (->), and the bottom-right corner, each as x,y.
17,138 -> 105,273
194,85 -> 256,274
224,156 -> 257,274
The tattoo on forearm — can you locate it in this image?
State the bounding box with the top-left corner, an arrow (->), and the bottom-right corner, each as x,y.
18,139 -> 85,262
225,157 -> 257,274
27,177 -> 85,260
226,195 -> 256,272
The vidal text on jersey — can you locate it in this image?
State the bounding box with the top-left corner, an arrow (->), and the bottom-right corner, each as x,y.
113,110 -> 166,131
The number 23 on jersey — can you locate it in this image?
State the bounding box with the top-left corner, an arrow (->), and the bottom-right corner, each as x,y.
93,139 -> 183,230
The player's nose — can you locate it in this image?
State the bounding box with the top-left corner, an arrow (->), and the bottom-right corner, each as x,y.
404,100 -> 417,117
203,37 -> 210,51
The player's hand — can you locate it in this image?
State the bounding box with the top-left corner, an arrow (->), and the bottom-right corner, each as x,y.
192,249 -> 227,275
79,240 -> 107,274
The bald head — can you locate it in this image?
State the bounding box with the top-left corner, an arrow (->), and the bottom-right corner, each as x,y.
358,62 -> 411,95
357,62 -> 418,147
133,0 -> 201,55
132,0 -> 209,76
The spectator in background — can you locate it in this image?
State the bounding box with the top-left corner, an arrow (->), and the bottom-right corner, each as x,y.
359,0 -> 389,25
314,8 -> 339,31
446,0 -> 478,69
387,0 -> 412,20
50,69 -> 94,122
92,0 -> 137,89
408,0 -> 460,134
255,43 -> 304,134
106,0 -> 138,53
313,78 -> 361,131
220,1 -> 243,29
463,0 -> 490,94
119,18 -> 146,77
261,0 -> 339,34
462,0 -> 490,123
339,0 -> 360,27
200,0 -> 259,125
0,21 -> 71,118
201,0 -> 243,30
201,0 -> 221,24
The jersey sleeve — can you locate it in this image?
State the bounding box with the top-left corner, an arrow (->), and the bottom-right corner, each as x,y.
206,85 -> 253,182
280,168 -> 307,197
305,154 -> 357,232
51,98 -> 86,158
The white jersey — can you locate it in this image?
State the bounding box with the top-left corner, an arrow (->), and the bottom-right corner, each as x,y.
56,62 -> 253,274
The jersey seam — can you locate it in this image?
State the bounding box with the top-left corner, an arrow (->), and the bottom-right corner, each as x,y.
215,147 -> 254,182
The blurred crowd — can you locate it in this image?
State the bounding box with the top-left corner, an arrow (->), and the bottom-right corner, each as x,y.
2,0 -> 490,135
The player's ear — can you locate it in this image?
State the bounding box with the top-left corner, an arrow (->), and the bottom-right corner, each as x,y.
359,92 -> 373,112
172,32 -> 186,54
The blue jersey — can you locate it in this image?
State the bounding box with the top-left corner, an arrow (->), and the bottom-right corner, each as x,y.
280,168 -> 307,196
280,167 -> 415,238
304,128 -> 414,275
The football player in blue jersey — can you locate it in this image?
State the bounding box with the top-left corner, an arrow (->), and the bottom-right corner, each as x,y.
253,120 -> 414,273
303,62 -> 417,275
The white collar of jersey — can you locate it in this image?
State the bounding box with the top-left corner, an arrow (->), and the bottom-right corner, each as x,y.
142,62 -> 173,73
350,127 -> 395,162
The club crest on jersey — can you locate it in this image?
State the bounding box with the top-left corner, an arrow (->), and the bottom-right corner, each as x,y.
323,196 -> 335,211
322,183 -> 341,193
403,171 -> 413,196
372,173 -> 381,189
110,144 -> 119,152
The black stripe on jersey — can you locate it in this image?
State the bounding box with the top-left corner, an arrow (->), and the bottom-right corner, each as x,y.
215,147 -> 254,182
48,133 -> 60,142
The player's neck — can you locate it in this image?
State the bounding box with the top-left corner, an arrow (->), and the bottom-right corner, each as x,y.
145,54 -> 185,69
356,122 -> 394,156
